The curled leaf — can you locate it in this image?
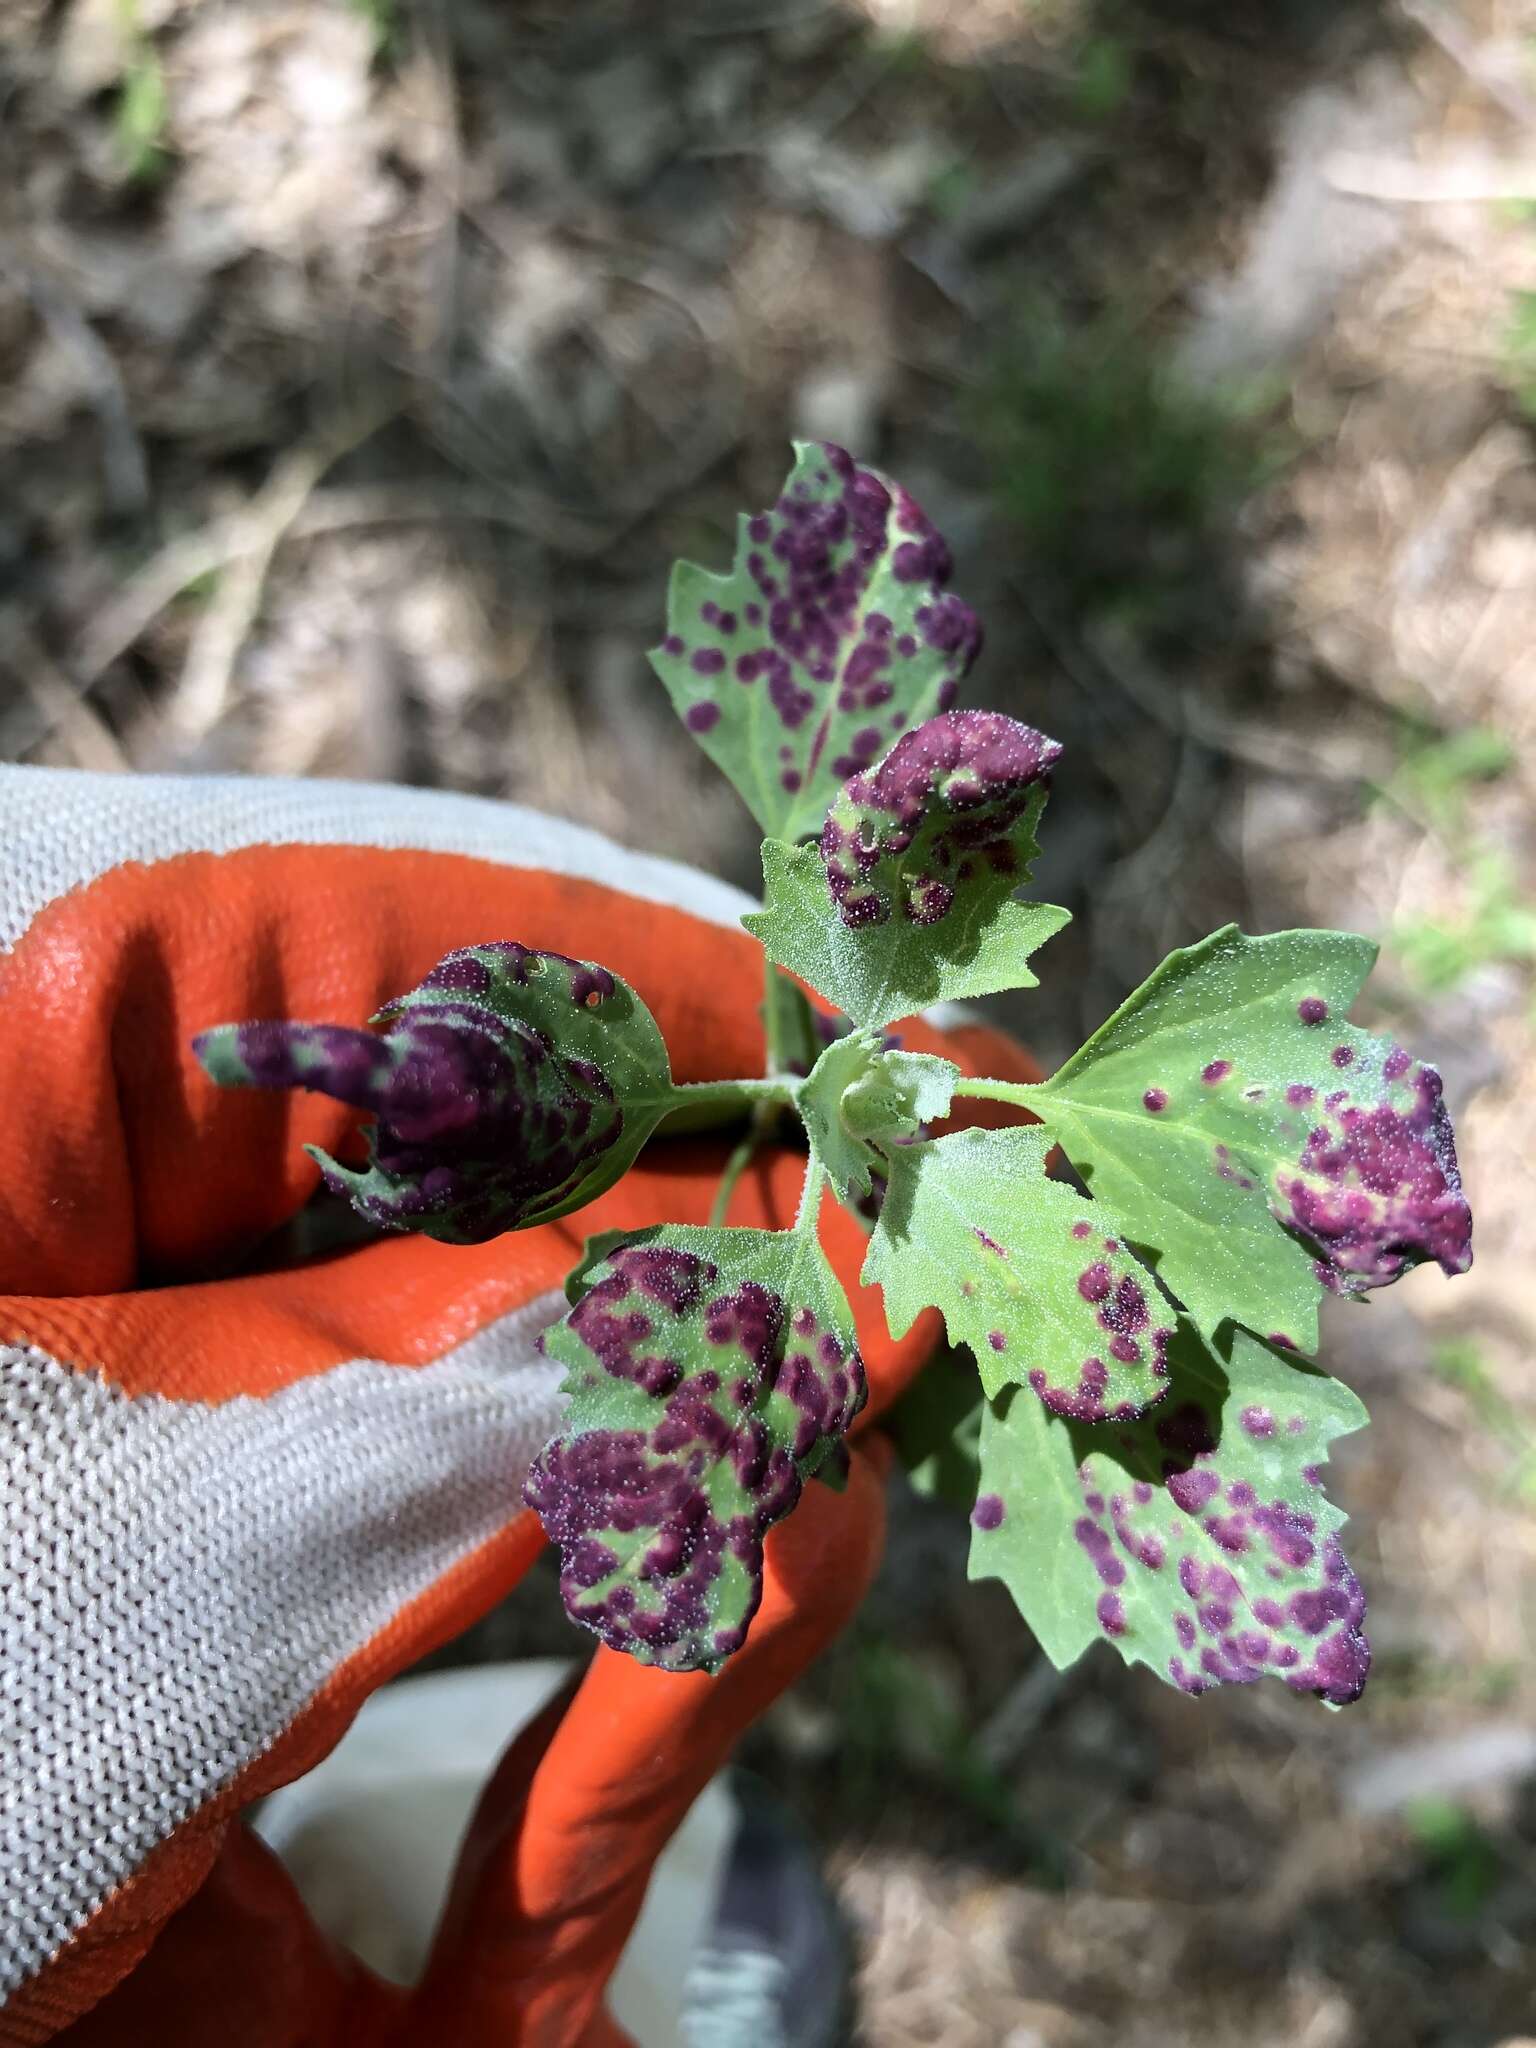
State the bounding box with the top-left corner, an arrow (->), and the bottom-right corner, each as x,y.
970,1323 -> 1372,1706
1274,1056 -> 1468,1294
652,441 -> 983,841
820,708 -> 1061,930
525,1225 -> 867,1671
193,942 -> 672,1243
746,712 -> 1070,1031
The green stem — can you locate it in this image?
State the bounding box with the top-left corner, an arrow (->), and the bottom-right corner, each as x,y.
763,951 -> 786,1072
660,1075 -> 801,1137
670,1076 -> 796,1114
952,1076 -> 1040,1110
709,1127 -> 761,1227
760,955 -> 818,1081
794,1141 -> 824,1237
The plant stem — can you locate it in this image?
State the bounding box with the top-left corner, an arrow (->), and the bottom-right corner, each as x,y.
709,1127 -> 761,1227
670,1076 -> 796,1116
761,954 -> 817,1080
762,950 -> 786,1071
794,1141 -> 824,1237
952,1076 -> 1040,1110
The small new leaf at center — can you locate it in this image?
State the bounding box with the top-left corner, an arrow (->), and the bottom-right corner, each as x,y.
798,1030 -> 959,1204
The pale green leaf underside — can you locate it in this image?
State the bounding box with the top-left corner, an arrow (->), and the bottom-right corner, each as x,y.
1026,926 -> 1386,1354
865,1125 -> 1174,1418
745,810 -> 1070,1032
969,1323 -> 1371,1702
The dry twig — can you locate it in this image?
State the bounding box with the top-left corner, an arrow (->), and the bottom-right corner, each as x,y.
1325,147 -> 1536,203
1398,0 -> 1536,129
166,408 -> 395,749
0,237 -> 148,515
0,618 -> 130,773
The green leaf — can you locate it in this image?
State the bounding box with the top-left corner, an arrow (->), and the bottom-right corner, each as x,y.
561,1227 -> 634,1306
194,943 -> 675,1243
1024,927 -> 1472,1354
651,441 -> 983,840
1072,35 -> 1134,119
116,44 -> 170,184
798,1030 -> 958,1203
524,1223 -> 867,1673
969,1323 -> 1372,1704
866,1125 -> 1174,1420
745,712 -> 1070,1031
886,1353 -> 984,1510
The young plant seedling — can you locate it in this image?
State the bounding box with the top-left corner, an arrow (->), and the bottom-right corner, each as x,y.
196,442 -> 1472,1702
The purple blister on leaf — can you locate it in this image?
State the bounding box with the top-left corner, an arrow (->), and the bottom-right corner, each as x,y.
820,709 -> 1061,930
525,1226 -> 867,1673
746,711 -> 1069,1032
866,1126 -> 1174,1428
1272,1055 -> 1472,1295
1019,1241 -> 1174,1423
972,1323 -> 1373,1707
193,942 -> 672,1244
1028,926 -> 1474,1351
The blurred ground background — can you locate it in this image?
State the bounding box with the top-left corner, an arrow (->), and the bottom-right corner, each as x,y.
5,1 -> 1536,2042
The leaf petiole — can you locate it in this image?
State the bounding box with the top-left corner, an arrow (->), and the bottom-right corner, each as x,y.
795,1138 -> 825,1237
952,1076 -> 1040,1111
661,1075 -> 801,1135
669,1076 -> 797,1107
707,1090 -> 793,1226
708,1128 -> 762,1227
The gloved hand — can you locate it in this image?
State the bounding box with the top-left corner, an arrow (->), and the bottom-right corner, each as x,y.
0,766 -> 1036,2048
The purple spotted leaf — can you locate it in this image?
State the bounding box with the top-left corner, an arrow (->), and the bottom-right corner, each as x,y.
193,942 -> 673,1244
1021,927 -> 1473,1355
745,712 -> 1071,1031
865,1126 -> 1174,1420
525,1223 -> 868,1673
652,441 -> 985,842
798,1029 -> 959,1204
970,1322 -> 1372,1706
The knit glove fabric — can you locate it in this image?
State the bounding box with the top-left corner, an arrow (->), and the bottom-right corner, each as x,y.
0,767 -> 1035,2047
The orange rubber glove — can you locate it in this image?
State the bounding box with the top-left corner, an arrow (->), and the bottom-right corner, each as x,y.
0,767 -> 1037,2047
